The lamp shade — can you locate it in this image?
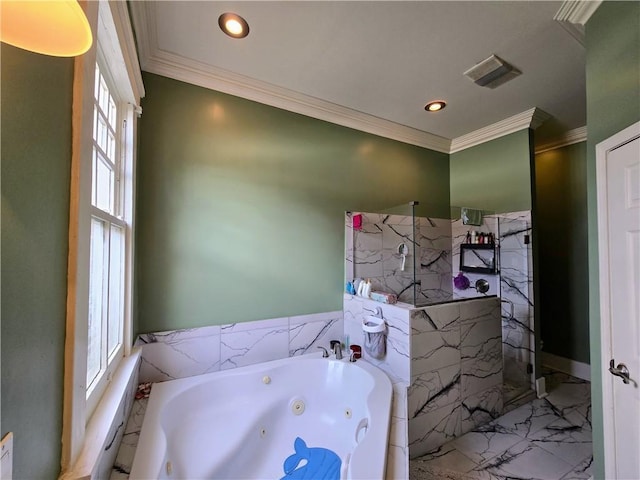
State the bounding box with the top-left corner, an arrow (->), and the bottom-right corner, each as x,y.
1,1 -> 92,57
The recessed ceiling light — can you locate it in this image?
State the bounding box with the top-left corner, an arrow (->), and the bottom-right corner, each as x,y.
425,101 -> 446,112
218,13 -> 249,39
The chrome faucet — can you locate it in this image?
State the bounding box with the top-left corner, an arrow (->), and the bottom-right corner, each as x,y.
317,346 -> 329,358
330,340 -> 343,360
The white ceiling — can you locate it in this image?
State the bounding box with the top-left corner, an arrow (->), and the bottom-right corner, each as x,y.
130,1 -> 587,151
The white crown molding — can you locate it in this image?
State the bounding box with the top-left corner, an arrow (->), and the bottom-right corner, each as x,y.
147,50 -> 452,153
449,108 -> 550,154
535,126 -> 587,154
554,0 -> 602,25
129,3 -> 450,153
130,2 -> 553,156
553,1 -> 602,46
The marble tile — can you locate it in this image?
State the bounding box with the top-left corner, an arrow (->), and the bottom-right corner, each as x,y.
472,439 -> 574,480
544,382 -> 592,416
98,360 -> 139,479
491,397 -> 567,439
560,455 -> 593,479
343,294 -> 363,322
410,463 -> 500,480
461,346 -> 502,398
138,333 -> 221,383
390,414 -> 408,448
392,382 -> 408,420
528,413 -> 592,467
416,272 -> 454,304
365,332 -> 410,384
411,304 -> 460,333
354,226 -> 383,252
448,422 -> 523,466
409,364 -> 461,418
498,224 -> 532,252
503,357 -> 532,392
419,248 -> 451,274
412,328 -> 461,376
382,213 -> 414,226
386,443 -> 408,480
289,313 -> 343,356
411,443 -> 478,473
459,298 -> 501,325
220,323 -> 289,369
135,325 -> 220,346
220,316 -> 288,333
461,317 -> 501,360
111,398 -> 147,478
353,249 -> 383,278
461,384 -> 503,434
362,300 -> 411,337
419,218 -> 453,251
380,273 -> 416,304
409,403 -> 461,458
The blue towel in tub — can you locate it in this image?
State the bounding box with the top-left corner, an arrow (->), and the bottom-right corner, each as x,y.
280,437 -> 341,480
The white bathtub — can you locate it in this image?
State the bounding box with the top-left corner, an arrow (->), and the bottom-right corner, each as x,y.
129,353 -> 393,479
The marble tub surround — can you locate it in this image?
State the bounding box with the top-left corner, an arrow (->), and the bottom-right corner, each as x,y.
110,397 -> 147,479
345,211 -> 453,305
409,297 -> 503,458
94,353 -> 141,479
343,293 -> 411,479
135,311 -> 343,383
343,293 -> 411,384
410,370 -> 592,480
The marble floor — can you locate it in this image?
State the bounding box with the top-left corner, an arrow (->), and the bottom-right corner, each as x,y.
410,368 -> 592,480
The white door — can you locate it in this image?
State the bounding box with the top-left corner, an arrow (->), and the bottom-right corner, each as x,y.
597,121 -> 640,479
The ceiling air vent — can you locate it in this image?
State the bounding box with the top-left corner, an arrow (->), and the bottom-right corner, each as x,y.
464,54 -> 521,89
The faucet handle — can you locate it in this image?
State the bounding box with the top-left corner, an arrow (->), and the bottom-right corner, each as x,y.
317,346 -> 329,358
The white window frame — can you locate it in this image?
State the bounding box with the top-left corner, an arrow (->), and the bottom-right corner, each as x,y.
85,53 -> 128,417
61,1 -> 144,474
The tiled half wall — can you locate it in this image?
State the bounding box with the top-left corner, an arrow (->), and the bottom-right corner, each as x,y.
408,297 -> 503,458
135,311 -> 343,383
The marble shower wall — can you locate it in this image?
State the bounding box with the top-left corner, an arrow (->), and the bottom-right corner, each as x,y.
416,217 -> 454,304
408,297 -> 503,458
451,215 -> 499,299
346,212 -> 452,305
135,311 -> 343,383
498,211 -> 535,391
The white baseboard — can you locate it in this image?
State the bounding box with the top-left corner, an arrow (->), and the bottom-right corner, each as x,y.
542,352 -> 591,381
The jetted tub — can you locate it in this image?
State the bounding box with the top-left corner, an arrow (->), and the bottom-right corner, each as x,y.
129,352 -> 393,479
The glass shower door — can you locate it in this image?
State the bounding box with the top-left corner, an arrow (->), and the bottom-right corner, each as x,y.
498,214 -> 536,402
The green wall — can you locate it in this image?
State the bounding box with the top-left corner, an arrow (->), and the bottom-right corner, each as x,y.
135,73 -> 450,334
585,2 -> 640,478
535,142 -> 589,363
450,129 -> 532,213
1,45 -> 73,479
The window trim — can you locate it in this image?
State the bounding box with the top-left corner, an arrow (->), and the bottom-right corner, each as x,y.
85,54 -> 128,416
61,0 -> 143,473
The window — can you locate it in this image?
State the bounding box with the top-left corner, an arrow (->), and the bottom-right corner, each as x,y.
61,1 -> 144,471
86,61 -> 127,408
